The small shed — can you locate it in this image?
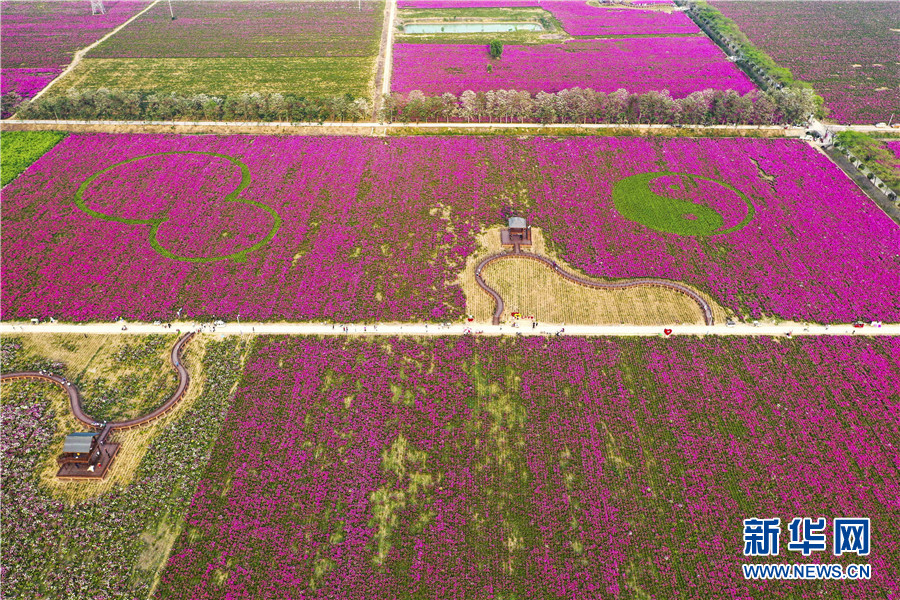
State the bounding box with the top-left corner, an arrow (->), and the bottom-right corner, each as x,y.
502,216 -> 532,246
58,432 -> 98,465
62,432 -> 97,453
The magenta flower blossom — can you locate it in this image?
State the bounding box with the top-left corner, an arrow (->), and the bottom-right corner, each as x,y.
86,0 -> 382,59
399,0 -> 540,7
547,2 -> 697,36
0,68 -> 62,98
886,141 -> 900,160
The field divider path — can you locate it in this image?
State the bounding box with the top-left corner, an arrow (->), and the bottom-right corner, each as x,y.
380,0 -> 398,100
0,119 -> 812,136
0,331 -> 194,434
14,0 -> 162,110
474,246 -> 715,326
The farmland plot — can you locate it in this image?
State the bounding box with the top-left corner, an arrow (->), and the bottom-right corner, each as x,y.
0,0 -> 150,101
2,134 -> 898,324
546,2 -> 698,36
0,335 -> 247,599
710,1 -> 900,124
156,335 -> 900,599
49,0 -> 384,98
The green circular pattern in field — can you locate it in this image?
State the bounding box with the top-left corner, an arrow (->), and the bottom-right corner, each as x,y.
612,172 -> 754,236
74,151 -> 281,263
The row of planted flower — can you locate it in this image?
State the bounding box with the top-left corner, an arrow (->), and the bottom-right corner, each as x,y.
2,134 -> 898,324
156,335 -> 900,598
0,336 -> 246,599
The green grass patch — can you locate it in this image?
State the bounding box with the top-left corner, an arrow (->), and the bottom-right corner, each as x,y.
612,171 -> 754,236
1,131 -> 65,186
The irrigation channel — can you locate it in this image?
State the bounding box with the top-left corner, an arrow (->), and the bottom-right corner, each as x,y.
0,332 -> 195,453
475,245 -> 715,326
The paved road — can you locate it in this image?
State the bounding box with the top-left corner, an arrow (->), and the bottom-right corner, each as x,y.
381,0 -> 398,100
2,321 -> 897,338
5,118 -> 895,136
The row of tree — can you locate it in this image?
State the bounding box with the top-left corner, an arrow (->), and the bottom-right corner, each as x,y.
383,87 -> 821,126
14,89 -> 373,123
8,85 -> 820,126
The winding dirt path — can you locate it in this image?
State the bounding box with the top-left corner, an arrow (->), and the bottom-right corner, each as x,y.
475,247 -> 715,326
0,332 -> 194,433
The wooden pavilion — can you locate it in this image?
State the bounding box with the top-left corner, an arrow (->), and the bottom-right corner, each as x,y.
56,427 -> 119,480
501,216 -> 532,247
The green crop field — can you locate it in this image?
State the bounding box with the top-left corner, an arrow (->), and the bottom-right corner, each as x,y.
52,57 -> 377,98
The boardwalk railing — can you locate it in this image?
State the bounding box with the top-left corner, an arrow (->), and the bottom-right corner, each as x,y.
475,248 -> 715,326
0,332 -> 196,434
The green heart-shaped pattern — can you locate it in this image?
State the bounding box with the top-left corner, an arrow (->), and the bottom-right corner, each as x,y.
612,172 -> 754,236
74,151 -> 281,263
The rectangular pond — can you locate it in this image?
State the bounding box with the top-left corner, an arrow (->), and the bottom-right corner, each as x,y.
403,22 -> 543,33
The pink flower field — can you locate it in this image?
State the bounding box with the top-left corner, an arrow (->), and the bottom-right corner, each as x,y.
155,335 -> 900,599
0,0 -> 149,99
546,2 -> 698,36
2,133 -> 899,324
0,68 -> 61,98
398,0 -> 693,35
392,37 -> 754,96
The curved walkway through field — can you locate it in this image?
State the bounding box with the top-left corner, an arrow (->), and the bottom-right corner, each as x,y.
475,247 -> 715,326
0,332 -> 195,433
